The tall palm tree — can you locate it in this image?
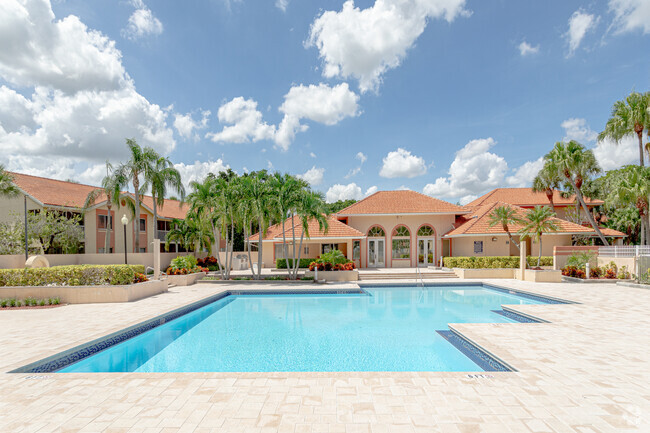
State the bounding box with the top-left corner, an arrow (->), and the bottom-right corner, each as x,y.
269,173 -> 305,272
143,155 -> 185,242
240,171 -> 271,280
532,164 -> 561,213
289,190 -> 329,280
0,165 -> 19,197
83,162 -> 122,253
114,138 -> 158,252
608,165 -> 650,245
518,206 -> 559,267
487,205 -> 525,252
599,91 -> 650,166
544,140 -> 609,245
165,214 -> 214,256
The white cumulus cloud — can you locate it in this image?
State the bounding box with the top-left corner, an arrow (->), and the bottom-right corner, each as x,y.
518,40 -> 539,56
608,0 -> 650,34
307,0 -> 469,93
346,151 -> 368,178
174,110 -> 210,140
593,136 -> 638,170
297,166 -> 325,186
379,148 -> 427,178
275,0 -> 289,12
122,0 -> 163,40
505,157 -> 545,187
565,10 -> 598,57
174,159 -> 231,190
562,117 -> 598,143
206,97 -> 276,144
326,183 -> 363,203
365,185 -> 378,196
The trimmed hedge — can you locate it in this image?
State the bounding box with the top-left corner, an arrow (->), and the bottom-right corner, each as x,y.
276,258 -> 313,269
443,256 -> 553,269
0,264 -> 146,287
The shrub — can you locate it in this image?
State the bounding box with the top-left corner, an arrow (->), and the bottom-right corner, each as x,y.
197,256 -> 219,267
276,258 -> 314,269
618,266 -> 630,279
307,250 -> 355,271
443,256 -> 552,269
566,251 -> 597,269
167,255 -> 205,275
0,265 -> 145,287
133,273 -> 148,284
589,266 -> 602,279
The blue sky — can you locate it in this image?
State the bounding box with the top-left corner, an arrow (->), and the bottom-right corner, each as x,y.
1,0 -> 649,203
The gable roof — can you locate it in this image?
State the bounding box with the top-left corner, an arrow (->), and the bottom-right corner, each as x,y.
337,190 -> 468,215
9,171 -> 188,219
444,202 -> 624,238
466,188 -> 603,208
249,215 -> 364,242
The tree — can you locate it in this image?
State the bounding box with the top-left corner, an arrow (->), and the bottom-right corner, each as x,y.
532,164 -> 562,213
543,141 -> 609,245
0,165 -> 19,197
289,190 -> 329,279
143,155 -> 185,242
606,207 -> 640,245
325,199 -> 356,214
165,215 -> 214,255
599,91 -> 650,166
518,206 -> 559,267
26,211 -> 85,254
114,139 -> 159,252
487,205 -> 525,252
83,162 -> 122,254
269,173 -> 305,274
240,171 -> 271,280
607,165 -> 650,245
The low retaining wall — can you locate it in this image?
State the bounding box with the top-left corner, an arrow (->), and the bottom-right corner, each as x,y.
304,270 -> 358,282
453,268 -> 515,279
165,272 -> 205,286
515,269 -> 562,283
0,279 -> 168,304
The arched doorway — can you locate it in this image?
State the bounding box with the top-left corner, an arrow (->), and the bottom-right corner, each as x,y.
367,226 -> 386,268
417,225 -> 436,267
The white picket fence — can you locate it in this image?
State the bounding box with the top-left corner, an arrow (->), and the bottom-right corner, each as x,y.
599,246 -> 650,257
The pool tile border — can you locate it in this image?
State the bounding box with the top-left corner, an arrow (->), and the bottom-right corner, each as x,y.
491,309 -> 544,323
436,330 -> 512,372
10,288 -> 369,374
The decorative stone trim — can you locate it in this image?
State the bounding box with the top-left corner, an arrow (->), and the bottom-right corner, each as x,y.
436,330 -> 513,372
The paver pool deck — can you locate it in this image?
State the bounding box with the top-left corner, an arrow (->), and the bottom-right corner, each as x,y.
0,279 -> 649,432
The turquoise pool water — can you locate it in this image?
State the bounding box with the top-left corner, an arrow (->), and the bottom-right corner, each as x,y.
60,286 -> 544,373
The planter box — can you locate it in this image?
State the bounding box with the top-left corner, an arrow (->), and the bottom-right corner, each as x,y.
515,269 -> 562,283
453,268 -> 515,279
165,272 -> 205,287
304,270 -> 358,282
564,276 -> 633,284
0,279 -> 167,304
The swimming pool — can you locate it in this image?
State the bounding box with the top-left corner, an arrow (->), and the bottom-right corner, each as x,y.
55,285 -> 555,373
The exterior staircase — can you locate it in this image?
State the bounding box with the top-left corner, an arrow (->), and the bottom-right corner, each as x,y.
358,268 -> 457,281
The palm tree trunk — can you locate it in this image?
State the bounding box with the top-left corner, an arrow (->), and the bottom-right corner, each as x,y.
291,213 -> 298,280
152,192 -> 158,244
257,216 -> 264,280
537,235 -> 542,267
244,223 -> 255,278
638,131 -> 645,167
641,218 -> 646,246
505,228 -> 520,251
133,177 -> 140,253
281,216 -> 290,274
295,231 -> 305,279
211,221 -> 225,280
104,205 -> 111,254
571,179 -> 609,245
227,219 -> 235,279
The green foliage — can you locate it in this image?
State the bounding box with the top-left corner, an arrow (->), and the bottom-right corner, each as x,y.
318,250 -> 349,265
276,258 -> 313,269
566,252 -> 597,268
167,255 -> 202,274
0,264 -> 145,287
325,199 -> 357,214
0,211 -> 85,255
443,256 -> 553,269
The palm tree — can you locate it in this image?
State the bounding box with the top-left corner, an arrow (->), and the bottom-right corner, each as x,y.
543,141 -> 609,245
606,207 -> 640,245
289,190 -> 329,279
143,155 -> 185,242
487,205 -> 525,252
599,91 -> 650,166
165,214 -> 214,255
83,162 -> 122,253
608,165 -> 650,245
269,173 -> 305,272
0,165 -> 19,197
518,206 -> 559,267
114,139 -> 158,252
240,171 -> 271,280
532,164 -> 561,213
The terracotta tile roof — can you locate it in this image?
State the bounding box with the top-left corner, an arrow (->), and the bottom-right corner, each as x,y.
337,190 -> 468,215
9,171 -> 188,219
443,202 -> 622,237
249,215 -> 364,241
466,188 -> 603,208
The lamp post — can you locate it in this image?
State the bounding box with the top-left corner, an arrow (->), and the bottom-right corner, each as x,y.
121,214 -> 128,265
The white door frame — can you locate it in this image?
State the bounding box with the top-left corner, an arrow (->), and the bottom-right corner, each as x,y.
368,238 -> 385,268
417,237 -> 436,267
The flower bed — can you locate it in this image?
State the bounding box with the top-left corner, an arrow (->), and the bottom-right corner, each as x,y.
166,256 -> 208,276
0,264 -> 146,287
307,250 -> 356,272
561,262 -> 631,280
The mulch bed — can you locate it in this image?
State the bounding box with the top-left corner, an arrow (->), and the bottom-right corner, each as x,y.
0,304 -> 66,310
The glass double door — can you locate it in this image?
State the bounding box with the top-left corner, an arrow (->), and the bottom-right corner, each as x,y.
368,238 -> 385,267
418,237 -> 435,267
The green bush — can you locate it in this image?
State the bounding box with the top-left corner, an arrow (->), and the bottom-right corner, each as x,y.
276,258 -> 314,269
0,264 -> 145,287
443,256 -> 552,269
566,251 -> 597,269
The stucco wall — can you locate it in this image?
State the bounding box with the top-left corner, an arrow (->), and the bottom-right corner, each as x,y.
450,234 -> 573,258
346,214 -> 454,268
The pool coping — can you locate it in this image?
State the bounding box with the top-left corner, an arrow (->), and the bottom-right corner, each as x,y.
10,283 -> 569,375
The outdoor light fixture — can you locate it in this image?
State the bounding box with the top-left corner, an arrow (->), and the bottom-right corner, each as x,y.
121,214 -> 128,264
491,237 -> 497,242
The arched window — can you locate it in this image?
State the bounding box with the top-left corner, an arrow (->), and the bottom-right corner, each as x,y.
392,225 -> 410,259
368,226 -> 385,237
417,225 -> 435,237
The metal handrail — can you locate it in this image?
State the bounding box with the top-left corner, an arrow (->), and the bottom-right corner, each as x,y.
415,266 -> 425,288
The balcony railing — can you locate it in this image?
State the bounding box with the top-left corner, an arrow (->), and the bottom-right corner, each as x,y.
599,246 -> 650,257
